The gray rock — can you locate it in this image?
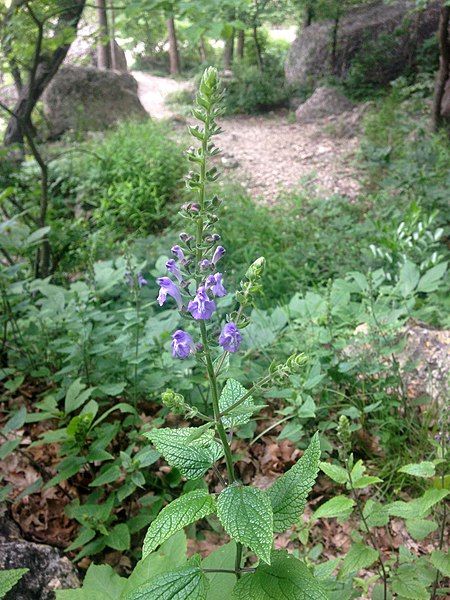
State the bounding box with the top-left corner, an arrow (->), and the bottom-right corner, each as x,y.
0,540 -> 80,599
285,0 -> 440,88
295,86 -> 354,122
43,66 -> 147,138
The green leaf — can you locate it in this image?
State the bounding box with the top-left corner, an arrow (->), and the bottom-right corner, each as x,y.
313,496 -> 355,521
351,475 -> 383,488
398,462 -> 436,478
123,532 -> 187,596
202,542 -> 237,600
144,428 -> 223,480
339,543 -> 379,578
105,523 -> 130,551
143,491 -> 216,558
319,461 -> 348,484
90,465 -> 122,487
430,550 -> 450,577
123,565 -> 208,600
397,260 -> 420,297
217,484 -> 273,564
417,262 -> 447,293
362,500 -> 389,528
3,406 -> 27,433
0,438 -> 21,460
56,563 -> 126,599
313,558 -> 341,581
268,433 -> 321,532
388,489 -> 449,519
65,379 -> 94,414
219,379 -> 255,428
231,550 -> 328,599
391,573 -> 429,599
405,518 -> 438,541
0,568 -> 28,599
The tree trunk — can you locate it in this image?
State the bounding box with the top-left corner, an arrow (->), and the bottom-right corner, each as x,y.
199,36 -> 207,63
167,16 -> 181,75
432,5 -> 450,131
3,0 -> 86,146
305,5 -> 315,27
224,29 -> 235,69
109,0 -> 117,70
237,29 -> 245,59
330,9 -> 341,75
252,26 -> 263,72
97,0 -> 110,69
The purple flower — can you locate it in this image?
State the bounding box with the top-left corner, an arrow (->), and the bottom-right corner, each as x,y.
171,245 -> 186,262
156,277 -> 183,309
188,286 -> 216,320
199,259 -> 212,271
219,322 -> 242,353
206,273 -> 227,297
212,246 -> 225,265
166,259 -> 183,283
171,330 -> 195,359
137,272 -> 148,287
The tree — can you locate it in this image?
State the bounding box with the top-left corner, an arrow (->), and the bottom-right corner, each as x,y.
167,13 -> 181,74
0,0 -> 86,277
97,0 -> 111,69
0,0 -> 86,147
432,1 -> 450,131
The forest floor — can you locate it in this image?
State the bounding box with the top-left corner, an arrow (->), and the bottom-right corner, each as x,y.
133,72 -> 362,203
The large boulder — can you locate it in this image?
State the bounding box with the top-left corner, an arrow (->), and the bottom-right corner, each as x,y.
285,0 -> 440,88
295,86 -> 354,122
43,66 -> 147,138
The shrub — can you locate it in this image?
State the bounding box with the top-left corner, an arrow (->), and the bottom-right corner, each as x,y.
50,120 -> 186,239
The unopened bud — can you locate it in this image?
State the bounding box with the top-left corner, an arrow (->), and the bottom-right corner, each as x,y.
245,257 -> 266,281
161,389 -> 186,415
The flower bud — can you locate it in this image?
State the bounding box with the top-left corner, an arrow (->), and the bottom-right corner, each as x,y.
337,415 -> 352,456
161,389 -> 186,414
245,257 -> 266,281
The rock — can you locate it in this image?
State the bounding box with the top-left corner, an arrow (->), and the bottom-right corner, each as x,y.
295,87 -> 354,122
43,66 -> 147,138
0,539 -> 80,599
285,0 -> 440,88
221,155 -> 240,169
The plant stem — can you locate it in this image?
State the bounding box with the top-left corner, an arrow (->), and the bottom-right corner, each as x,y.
346,459 -> 388,600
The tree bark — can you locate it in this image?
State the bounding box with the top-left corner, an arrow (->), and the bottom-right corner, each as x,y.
432,5 -> 450,131
237,29 -> 245,59
3,0 -> 86,147
252,25 -> 263,72
224,28 -> 235,69
109,0 -> 117,70
97,0 -> 110,69
330,8 -> 341,75
199,36 -> 207,63
167,16 -> 181,75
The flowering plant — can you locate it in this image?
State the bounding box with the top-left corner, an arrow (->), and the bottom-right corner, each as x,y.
131,68 -> 325,599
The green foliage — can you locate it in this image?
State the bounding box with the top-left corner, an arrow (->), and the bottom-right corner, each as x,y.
0,569 -> 29,599
231,550 -> 328,599
142,490 -> 216,556
268,433 -> 321,531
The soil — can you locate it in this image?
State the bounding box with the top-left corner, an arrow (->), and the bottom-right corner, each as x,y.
133,72 -> 362,203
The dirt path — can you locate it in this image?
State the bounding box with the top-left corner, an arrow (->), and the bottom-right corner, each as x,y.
133,72 -> 361,202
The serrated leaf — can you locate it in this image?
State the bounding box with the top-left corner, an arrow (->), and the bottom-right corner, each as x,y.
219,379 -> 255,428
202,541 -> 237,600
405,518 -> 438,540
363,500 -> 389,528
217,484 -> 273,564
430,550 -> 450,577
123,565 -> 208,600
319,461 -> 348,484
268,433 -> 321,532
313,558 -> 341,581
388,489 -> 449,519
90,465 -> 122,487
143,491 -> 216,558
0,568 -> 28,598
144,428 -> 223,480
339,543 -> 379,578
391,574 -> 429,599
313,495 -> 355,520
105,523 -> 130,551
231,550 -> 327,599
351,475 -> 383,488
399,462 -> 436,478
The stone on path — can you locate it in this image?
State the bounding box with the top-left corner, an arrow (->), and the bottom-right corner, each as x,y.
295,87 -> 354,123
